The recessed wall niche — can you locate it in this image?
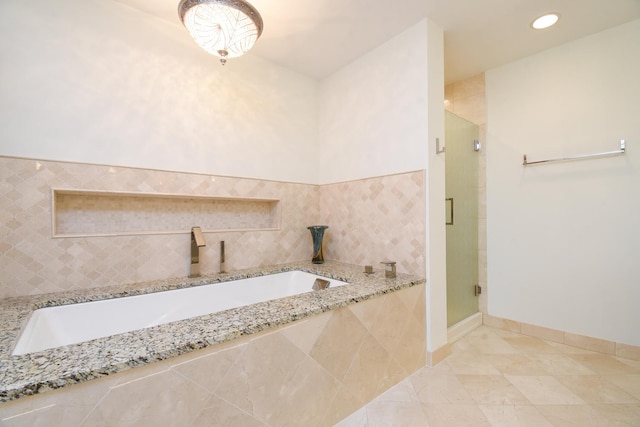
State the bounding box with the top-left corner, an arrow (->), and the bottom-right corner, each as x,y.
52,189 -> 280,237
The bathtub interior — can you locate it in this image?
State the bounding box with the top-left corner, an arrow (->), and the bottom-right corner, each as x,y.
12,271 -> 348,356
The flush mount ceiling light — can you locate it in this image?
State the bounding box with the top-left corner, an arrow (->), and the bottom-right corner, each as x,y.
178,0 -> 263,65
531,13 -> 560,30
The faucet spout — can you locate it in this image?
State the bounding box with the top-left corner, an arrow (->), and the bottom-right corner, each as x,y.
190,227 -> 206,278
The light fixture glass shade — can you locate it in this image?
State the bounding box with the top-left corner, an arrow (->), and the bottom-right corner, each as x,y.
178,0 -> 263,64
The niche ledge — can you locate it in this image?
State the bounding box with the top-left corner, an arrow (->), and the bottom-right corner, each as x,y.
52,189 -> 280,238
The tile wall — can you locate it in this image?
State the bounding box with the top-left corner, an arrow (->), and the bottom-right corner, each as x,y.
0,156 -> 426,298
0,283 -> 427,426
319,172 -> 426,276
445,73 -> 487,313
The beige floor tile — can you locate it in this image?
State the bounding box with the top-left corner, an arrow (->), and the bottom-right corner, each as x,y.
411,373 -> 475,404
605,375 -> 640,400
569,354 -> 640,375
373,378 -> 419,403
618,356 -> 640,371
526,353 -> 597,375
555,375 -> 638,404
445,353 -> 502,375
450,336 -> 475,354
423,403 -> 491,426
339,326 -> 640,427
591,403 -> 640,426
502,336 -> 560,353
536,404 -> 608,427
505,375 -> 586,405
365,401 -> 430,427
333,407 -> 367,427
485,354 -> 550,376
544,340 -> 598,354
412,360 -> 456,376
458,375 -> 531,405
466,335 -> 520,354
477,404 -> 553,426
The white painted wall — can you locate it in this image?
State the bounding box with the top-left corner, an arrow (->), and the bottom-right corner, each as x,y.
424,21 -> 448,355
317,19 -> 448,356
0,0 -> 318,183
317,20 -> 430,184
486,20 -> 640,346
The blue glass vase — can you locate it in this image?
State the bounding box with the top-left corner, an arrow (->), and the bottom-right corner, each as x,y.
307,225 -> 328,264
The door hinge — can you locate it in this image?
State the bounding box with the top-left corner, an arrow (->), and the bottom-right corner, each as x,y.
474,284 -> 482,296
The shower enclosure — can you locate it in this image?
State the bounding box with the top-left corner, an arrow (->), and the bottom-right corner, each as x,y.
445,111 -> 480,327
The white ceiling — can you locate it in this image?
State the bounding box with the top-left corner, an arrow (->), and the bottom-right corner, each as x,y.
114,0 -> 640,83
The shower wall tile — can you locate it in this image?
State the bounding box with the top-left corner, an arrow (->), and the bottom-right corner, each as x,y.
0,283 -> 427,426
0,156 -> 426,298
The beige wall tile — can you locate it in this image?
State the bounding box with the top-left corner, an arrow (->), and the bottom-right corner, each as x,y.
319,171 -> 426,276
368,293 -> 410,355
278,310 -> 332,354
267,356 -> 341,427
215,331 -> 307,422
348,293 -> 385,331
171,344 -> 246,393
393,310 -> 427,373
342,334 -> 393,404
83,369 -> 211,426
324,384 -> 366,426
0,374 -> 116,427
0,157 -> 426,298
190,395 -> 264,427
309,307 -> 368,382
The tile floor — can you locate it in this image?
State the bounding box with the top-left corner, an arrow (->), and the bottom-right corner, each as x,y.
335,326 -> 640,426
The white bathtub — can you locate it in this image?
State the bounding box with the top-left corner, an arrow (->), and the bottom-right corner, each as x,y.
12,271 -> 348,356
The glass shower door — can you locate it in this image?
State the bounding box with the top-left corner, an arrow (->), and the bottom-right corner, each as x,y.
445,111 -> 480,327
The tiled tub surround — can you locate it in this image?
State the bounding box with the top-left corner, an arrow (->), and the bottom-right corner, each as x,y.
0,156 -> 426,299
0,261 -> 426,423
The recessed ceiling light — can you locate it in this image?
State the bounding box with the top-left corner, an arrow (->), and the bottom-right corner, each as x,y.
531,13 -> 560,30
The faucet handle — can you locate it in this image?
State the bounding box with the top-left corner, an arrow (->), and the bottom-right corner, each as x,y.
191,226 -> 206,247
380,261 -> 396,278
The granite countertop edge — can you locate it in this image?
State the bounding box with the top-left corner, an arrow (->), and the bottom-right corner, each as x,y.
0,260 -> 426,402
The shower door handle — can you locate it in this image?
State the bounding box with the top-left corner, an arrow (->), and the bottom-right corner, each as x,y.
445,198 -> 454,225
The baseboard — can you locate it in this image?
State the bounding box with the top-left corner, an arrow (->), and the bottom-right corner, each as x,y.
483,314 -> 640,361
447,312 -> 483,344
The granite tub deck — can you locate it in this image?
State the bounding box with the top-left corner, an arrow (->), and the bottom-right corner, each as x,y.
0,261 -> 425,402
